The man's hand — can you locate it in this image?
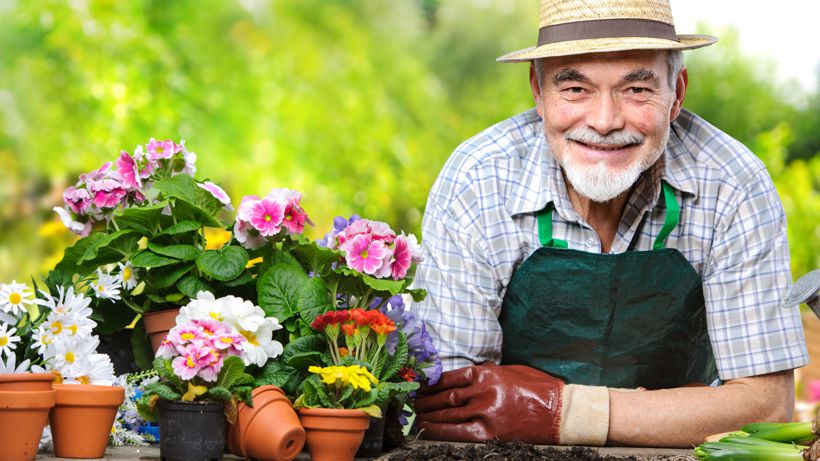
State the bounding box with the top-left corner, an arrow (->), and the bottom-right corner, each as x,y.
414,363 -> 609,445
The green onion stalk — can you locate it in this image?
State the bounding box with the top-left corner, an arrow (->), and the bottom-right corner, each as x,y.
693,413 -> 820,460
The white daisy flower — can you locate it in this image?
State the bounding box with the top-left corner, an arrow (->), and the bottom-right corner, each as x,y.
0,311 -> 17,325
29,324 -> 55,356
50,335 -> 97,377
0,324 -> 20,359
117,261 -> 138,290
90,269 -> 121,302
0,281 -> 33,317
0,353 -> 30,374
34,285 -> 92,316
67,353 -> 115,385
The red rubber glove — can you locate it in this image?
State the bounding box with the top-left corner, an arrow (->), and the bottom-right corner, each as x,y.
415,363 -> 611,445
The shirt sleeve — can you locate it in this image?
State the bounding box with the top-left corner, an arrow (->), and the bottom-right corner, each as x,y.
412,187 -> 505,372
702,167 -> 808,380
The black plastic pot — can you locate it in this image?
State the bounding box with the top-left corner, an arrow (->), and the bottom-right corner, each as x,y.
355,414 -> 387,458
157,400 -> 226,461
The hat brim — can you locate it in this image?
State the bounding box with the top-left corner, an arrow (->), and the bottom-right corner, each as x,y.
496,34 -> 717,62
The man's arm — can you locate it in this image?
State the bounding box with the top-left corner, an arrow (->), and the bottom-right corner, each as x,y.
608,370 -> 794,447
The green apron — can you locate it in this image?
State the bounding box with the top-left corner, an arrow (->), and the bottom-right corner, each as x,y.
499,182 -> 718,389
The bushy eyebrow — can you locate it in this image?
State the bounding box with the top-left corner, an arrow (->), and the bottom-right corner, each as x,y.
622,68 -> 659,84
552,68 -> 590,86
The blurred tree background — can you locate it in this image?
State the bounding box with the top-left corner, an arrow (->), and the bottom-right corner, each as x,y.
0,0 -> 817,284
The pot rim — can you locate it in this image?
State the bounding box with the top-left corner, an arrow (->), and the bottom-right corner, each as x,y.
0,372 -> 55,383
0,389 -> 56,408
53,384 -> 125,406
297,407 -> 369,418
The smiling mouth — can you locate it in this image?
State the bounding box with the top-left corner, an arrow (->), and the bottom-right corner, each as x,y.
573,140 -> 640,152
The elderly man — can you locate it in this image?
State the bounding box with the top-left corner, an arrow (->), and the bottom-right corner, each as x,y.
413,0 -> 809,448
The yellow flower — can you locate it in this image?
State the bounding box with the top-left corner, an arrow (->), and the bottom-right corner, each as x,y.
181,382 -> 208,402
308,365 -> 379,392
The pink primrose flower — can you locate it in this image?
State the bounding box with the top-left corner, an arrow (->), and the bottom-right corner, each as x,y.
146,138 -> 181,160
79,162 -> 113,183
391,235 -> 412,280
89,177 -> 127,209
248,198 -> 285,237
54,207 -> 92,237
178,140 -> 197,176
234,219 -> 267,250
171,344 -> 205,381
338,219 -> 371,246
193,318 -> 229,339
237,195 -> 261,221
115,151 -> 141,190
63,186 -> 91,215
167,324 -> 203,348
197,181 -> 233,211
156,338 -> 176,359
281,202 -> 307,234
266,188 -> 301,203
133,145 -> 156,179
368,220 -> 396,244
197,348 -> 224,382
345,234 -> 389,275
213,333 -> 245,355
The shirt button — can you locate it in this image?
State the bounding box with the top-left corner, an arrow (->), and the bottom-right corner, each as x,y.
586,237 -> 595,246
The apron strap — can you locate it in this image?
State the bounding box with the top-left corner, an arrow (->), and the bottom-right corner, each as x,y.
537,207 -> 568,248
652,181 -> 680,250
537,180 -> 680,250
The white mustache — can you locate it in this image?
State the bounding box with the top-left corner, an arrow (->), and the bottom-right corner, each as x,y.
564,128 -> 645,147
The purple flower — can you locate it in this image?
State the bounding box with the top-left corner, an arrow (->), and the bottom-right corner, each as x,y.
381,302 -> 441,385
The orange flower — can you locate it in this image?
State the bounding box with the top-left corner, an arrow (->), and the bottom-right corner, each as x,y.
341,323 -> 357,337
370,321 -> 396,336
339,347 -> 350,357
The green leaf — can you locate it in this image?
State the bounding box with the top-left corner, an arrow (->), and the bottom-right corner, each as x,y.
360,273 -> 404,295
408,288 -> 427,302
286,351 -> 325,370
148,242 -> 201,261
154,175 -> 222,214
153,357 -> 183,390
302,376 -> 321,407
360,404 -> 383,418
205,386 -> 233,402
382,332 -> 409,381
216,356 -> 245,389
255,361 -> 299,389
78,229 -> 137,263
93,302 -> 139,334
55,233 -> 117,276
196,246 -> 249,282
172,198 -> 223,228
115,201 -> 168,235
292,242 -> 342,275
131,320 -> 153,371
223,270 -> 253,287
150,264 -> 194,289
282,334 -> 326,362
131,250 -> 180,268
176,274 -> 214,298
158,220 -> 203,236
143,381 -> 182,401
257,263 -> 309,322
297,277 -> 333,327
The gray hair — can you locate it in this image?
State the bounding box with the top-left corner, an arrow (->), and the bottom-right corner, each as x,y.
533,50 -> 684,91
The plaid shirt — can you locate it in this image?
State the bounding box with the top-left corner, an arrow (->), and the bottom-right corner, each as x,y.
414,108 -> 808,381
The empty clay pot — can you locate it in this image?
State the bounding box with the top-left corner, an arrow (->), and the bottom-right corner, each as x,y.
0,372 -> 55,391
50,384 -> 125,459
0,389 -> 56,461
298,407 -> 370,461
227,385 -> 305,461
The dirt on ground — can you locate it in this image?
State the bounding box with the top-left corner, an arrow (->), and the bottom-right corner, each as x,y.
386,440 -> 697,461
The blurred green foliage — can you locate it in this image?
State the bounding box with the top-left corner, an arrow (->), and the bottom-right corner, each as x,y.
0,0 -> 817,285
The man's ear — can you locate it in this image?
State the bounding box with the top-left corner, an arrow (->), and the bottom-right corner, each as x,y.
529,62 -> 544,119
670,67 -> 688,121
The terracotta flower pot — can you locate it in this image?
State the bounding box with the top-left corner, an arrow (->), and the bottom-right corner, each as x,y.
50,384 -> 125,459
0,389 -> 56,461
227,385 -> 305,461
143,308 -> 180,353
0,372 -> 55,391
298,407 -> 370,461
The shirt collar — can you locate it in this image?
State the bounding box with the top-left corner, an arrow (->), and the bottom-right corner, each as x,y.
505,115 -> 700,217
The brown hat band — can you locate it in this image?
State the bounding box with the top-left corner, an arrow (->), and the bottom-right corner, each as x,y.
537,18 -> 679,46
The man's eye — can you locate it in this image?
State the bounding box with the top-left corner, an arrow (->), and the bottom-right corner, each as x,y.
628,87 -> 649,94
564,87 -> 585,94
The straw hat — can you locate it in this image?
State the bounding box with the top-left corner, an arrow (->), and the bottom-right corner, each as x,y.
497,0 -> 717,62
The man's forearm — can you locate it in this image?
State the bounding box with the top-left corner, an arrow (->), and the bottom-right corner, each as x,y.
607,370 -> 794,447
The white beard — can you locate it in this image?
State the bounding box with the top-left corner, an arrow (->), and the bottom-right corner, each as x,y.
556,128 -> 668,203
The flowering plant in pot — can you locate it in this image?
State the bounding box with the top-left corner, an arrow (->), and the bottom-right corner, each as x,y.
135,292 -> 287,461
49,138 -> 239,369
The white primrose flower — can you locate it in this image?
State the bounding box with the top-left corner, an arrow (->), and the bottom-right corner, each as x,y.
90,268 -> 122,302
239,318 -> 284,367
0,281 -> 34,317
0,350 -> 29,374
0,324 -> 21,359
118,261 -> 139,290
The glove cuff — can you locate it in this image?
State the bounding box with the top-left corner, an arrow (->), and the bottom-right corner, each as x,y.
558,384 -> 609,446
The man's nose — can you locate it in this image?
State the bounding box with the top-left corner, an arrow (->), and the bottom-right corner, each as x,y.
586,93 -> 625,135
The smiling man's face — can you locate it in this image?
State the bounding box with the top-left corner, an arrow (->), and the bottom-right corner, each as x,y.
533,50 -> 685,203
